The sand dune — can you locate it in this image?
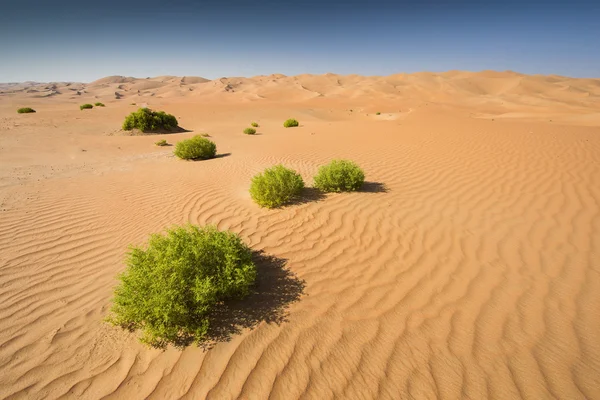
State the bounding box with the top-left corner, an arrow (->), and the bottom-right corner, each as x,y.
1,71 -> 599,399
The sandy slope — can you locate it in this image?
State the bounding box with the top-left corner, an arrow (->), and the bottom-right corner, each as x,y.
1,71 -> 599,399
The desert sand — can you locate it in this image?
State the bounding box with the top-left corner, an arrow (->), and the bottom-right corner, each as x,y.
1,71 -> 599,399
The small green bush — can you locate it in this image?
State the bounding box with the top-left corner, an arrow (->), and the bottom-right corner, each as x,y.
155,139 -> 168,146
122,108 -> 178,132
17,107 -> 35,114
283,119 -> 299,128
130,102 -> 136,105
313,160 -> 365,192
250,165 -> 304,208
107,224 -> 257,347
174,136 -> 217,160
244,127 -> 256,135
375,112 -> 381,115
95,102 -> 105,107
251,122 -> 259,127
80,104 -> 93,110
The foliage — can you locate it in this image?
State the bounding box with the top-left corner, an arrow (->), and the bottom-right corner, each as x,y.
80,104 -> 93,110
376,112 -> 381,115
122,108 -> 178,132
249,165 -> 304,208
174,136 -> 217,160
313,160 -> 365,192
17,107 -> 35,113
155,139 -> 168,146
107,225 -> 257,347
251,122 -> 259,127
243,127 -> 256,135
94,102 -> 105,107
200,133 -> 211,137
283,119 -> 299,128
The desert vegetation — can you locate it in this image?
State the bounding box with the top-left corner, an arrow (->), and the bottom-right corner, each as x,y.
250,165 -> 304,208
17,107 -> 35,113
94,102 -> 105,107
314,160 -> 365,192
107,225 -> 257,347
251,122 -> 259,127
283,119 -> 299,128
174,136 -> 217,160
155,139 -> 168,146
80,104 -> 93,110
122,108 -> 178,132
244,127 -> 256,135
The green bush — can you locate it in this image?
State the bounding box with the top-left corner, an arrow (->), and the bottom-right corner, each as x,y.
95,102 -> 105,107
80,104 -> 93,110
251,122 -> 259,127
243,127 -> 256,135
174,136 -> 217,160
17,107 -> 35,114
107,225 -> 257,347
250,165 -> 304,208
283,119 -> 299,128
122,108 -> 178,132
313,160 -> 365,192
375,112 -> 381,115
155,139 -> 168,146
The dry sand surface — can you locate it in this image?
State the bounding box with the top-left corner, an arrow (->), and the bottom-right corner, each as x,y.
1,71 -> 600,399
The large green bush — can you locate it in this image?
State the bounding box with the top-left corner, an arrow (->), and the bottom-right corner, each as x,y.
122,108 -> 178,132
80,104 -> 93,110
313,160 -> 365,192
250,165 -> 304,208
283,118 -> 299,128
17,107 -> 35,113
108,225 -> 257,347
174,136 -> 217,160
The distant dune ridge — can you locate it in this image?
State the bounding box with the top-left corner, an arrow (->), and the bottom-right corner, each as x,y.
0,69 -> 599,399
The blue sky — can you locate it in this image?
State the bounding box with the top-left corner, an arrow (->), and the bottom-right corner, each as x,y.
0,0 -> 598,82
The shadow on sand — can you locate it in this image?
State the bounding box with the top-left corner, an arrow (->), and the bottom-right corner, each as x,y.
361,181 -> 389,193
169,251 -> 305,350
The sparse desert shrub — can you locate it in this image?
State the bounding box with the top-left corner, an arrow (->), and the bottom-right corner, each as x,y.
313,160 -> 365,192
107,224 -> 257,347
17,107 -> 35,113
375,112 -> 381,115
283,118 -> 299,128
155,139 -> 168,146
201,133 -> 211,137
80,104 -> 93,110
251,122 -> 259,127
122,108 -> 178,132
250,165 -> 304,208
244,127 -> 256,135
174,136 -> 217,160
130,102 -> 136,105
95,102 -> 105,107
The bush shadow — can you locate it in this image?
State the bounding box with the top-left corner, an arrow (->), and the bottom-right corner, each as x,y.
288,187 -> 327,206
212,153 -> 232,159
361,181 -> 389,193
195,251 -> 306,350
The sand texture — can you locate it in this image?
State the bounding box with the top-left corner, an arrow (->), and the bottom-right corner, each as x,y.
1,71 -> 600,399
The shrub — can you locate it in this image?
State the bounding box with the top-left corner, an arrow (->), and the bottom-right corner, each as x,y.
107,225 -> 257,347
174,136 -> 216,160
95,102 -> 105,107
80,104 -> 93,110
283,119 -> 299,128
122,108 -> 178,132
243,127 -> 256,135
375,112 -> 381,115
155,139 -> 168,146
201,133 -> 211,137
130,102 -> 136,105
251,122 -> 259,127
313,160 -> 365,192
250,165 -> 304,208
17,107 -> 35,113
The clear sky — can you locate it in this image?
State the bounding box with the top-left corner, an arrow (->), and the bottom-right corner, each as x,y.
1,0 -> 598,82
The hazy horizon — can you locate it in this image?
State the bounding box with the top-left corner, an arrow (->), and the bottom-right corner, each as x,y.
1,0 -> 599,82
